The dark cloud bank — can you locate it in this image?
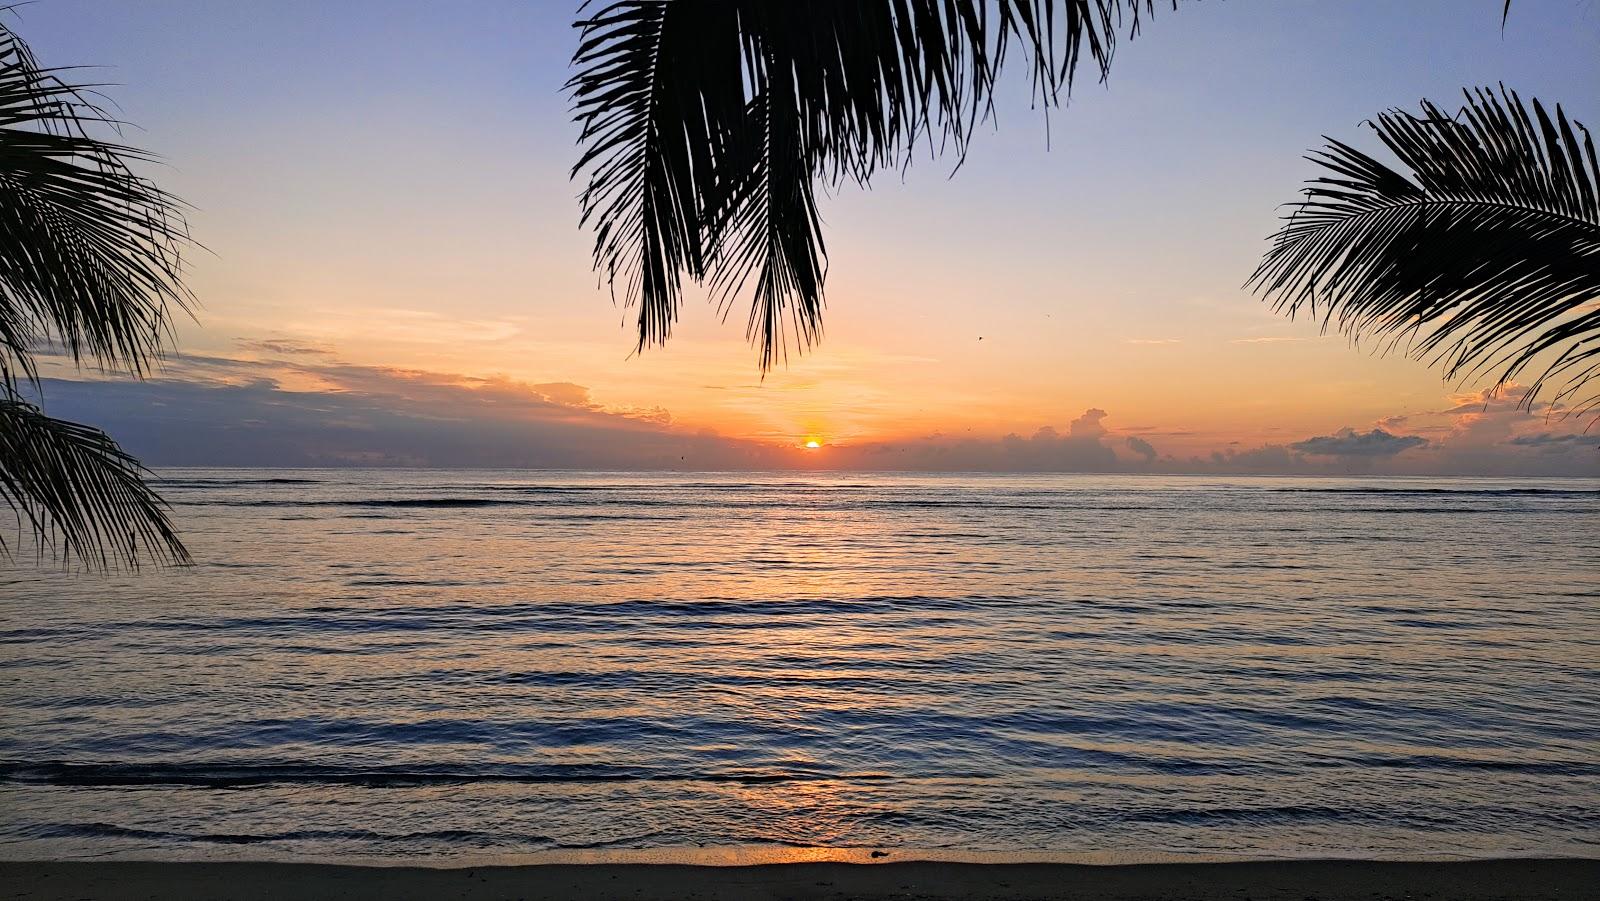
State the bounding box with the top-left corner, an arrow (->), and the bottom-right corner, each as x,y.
1289,428 -> 1428,457
31,356 -> 1598,476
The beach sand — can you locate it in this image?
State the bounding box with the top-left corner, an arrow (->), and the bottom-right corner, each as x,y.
3,859 -> 1596,900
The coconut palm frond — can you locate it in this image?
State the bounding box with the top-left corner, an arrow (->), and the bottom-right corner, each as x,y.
701,84 -> 824,371
570,0 -> 1173,369
0,17 -> 193,569
567,1 -> 744,354
1249,87 -> 1600,415
704,0 -> 1000,370
0,398 -> 188,569
0,17 -> 193,385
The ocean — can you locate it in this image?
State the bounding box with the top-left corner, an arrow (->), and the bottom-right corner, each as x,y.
1,470 -> 1596,864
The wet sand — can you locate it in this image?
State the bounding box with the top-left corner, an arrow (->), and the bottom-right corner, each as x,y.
3,859 -> 1596,900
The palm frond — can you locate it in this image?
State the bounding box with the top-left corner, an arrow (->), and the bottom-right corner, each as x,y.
0,398 -> 188,569
567,1 -> 743,353
0,15 -> 193,569
570,1 -> 1173,369
0,17 -> 193,385
1248,87 -> 1600,416
705,83 -> 826,371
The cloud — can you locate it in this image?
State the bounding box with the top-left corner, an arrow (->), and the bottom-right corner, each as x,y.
1361,383 -> 1596,475
235,338 -> 335,356
1125,435 -> 1157,462
527,382 -> 593,407
30,353 -> 783,469
26,341 -> 1598,476
1176,383 -> 1593,476
1290,427 -> 1428,457
1069,408 -> 1108,439
1509,432 -> 1593,449
1205,443 -> 1303,473
1124,338 -> 1181,345
811,409 -> 1161,473
822,415 -> 1121,472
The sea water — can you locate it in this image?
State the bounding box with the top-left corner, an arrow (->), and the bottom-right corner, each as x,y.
2,470 -> 1596,862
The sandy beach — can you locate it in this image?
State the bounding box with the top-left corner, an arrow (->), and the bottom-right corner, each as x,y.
4,859 -> 1597,900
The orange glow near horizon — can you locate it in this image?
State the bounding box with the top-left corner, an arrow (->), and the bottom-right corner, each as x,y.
27,1 -> 1593,473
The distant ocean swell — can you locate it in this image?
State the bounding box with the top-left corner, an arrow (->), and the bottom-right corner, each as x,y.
154,474 -> 1600,495
5,750 -> 1598,787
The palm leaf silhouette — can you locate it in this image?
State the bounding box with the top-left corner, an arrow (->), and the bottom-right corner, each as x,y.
0,398 -> 186,568
0,14 -> 192,567
569,0 -> 1173,369
1249,88 -> 1600,417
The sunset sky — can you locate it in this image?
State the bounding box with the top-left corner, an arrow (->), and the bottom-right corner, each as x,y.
20,0 -> 1600,474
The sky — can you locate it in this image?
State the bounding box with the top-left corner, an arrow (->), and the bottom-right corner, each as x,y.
15,0 -> 1600,474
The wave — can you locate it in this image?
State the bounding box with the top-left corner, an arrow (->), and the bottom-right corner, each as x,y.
24,822 -> 665,849
1307,753 -> 1600,776
201,498 -> 523,509
0,761 -> 899,788
184,496 -> 1174,513
161,477 -> 321,487
1121,804 -> 1356,825
1271,487 -> 1600,496
481,482 -> 885,492
19,745 -> 1578,791
162,594 -> 1038,635
328,498 -> 510,508
175,482 -> 889,497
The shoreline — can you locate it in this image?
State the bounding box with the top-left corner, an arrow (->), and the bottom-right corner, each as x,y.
4,859 -> 1597,900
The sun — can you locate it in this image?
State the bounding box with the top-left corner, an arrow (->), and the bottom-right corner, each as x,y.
804,439 -> 822,449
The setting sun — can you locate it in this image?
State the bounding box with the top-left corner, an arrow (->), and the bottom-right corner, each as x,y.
804,439 -> 822,449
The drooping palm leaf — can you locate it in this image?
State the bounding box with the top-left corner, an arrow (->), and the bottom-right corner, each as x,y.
0,15 -> 192,568
0,19 -> 192,382
1249,87 -> 1600,416
570,0 -> 1173,369
0,398 -> 187,568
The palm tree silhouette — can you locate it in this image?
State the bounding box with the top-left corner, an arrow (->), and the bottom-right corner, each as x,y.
569,2 -> 1596,412
0,17 -> 191,568
569,0 -> 1174,370
1250,88 -> 1599,417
